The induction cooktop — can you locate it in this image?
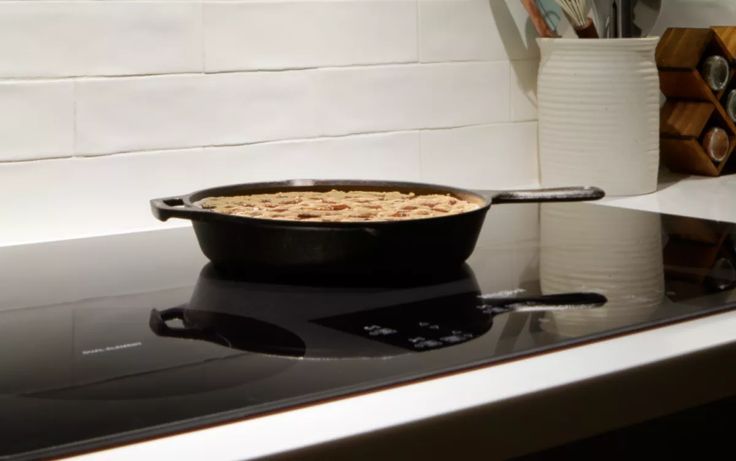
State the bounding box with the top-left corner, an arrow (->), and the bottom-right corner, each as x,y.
1,203 -> 735,460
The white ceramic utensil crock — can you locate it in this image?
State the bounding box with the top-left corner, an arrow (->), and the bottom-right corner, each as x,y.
537,37 -> 660,196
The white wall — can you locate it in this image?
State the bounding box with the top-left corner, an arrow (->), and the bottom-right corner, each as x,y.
0,0 -> 541,245
650,0 -> 736,36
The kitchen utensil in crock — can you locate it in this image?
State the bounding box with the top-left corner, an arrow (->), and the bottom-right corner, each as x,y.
618,0 -> 633,37
151,179 -> 604,276
593,0 -> 662,38
522,0 -> 560,38
555,0 -> 599,38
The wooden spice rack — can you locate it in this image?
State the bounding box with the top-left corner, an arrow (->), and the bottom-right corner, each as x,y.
657,27 -> 736,176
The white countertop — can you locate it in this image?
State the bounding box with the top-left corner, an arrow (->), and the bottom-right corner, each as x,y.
63,173 -> 736,461
598,171 -> 736,223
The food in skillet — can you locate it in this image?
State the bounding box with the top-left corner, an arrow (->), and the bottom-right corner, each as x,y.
196,190 -> 481,222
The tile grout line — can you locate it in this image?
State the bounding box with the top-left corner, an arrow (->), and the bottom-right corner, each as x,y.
415,0 -> 421,63
0,59 -> 512,84
508,61 -> 513,122
417,125 -> 426,182
72,80 -> 78,155
414,0 -> 423,180
0,122 -> 525,165
200,0 -> 206,74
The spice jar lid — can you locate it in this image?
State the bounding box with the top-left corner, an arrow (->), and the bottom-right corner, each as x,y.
701,55 -> 731,92
702,126 -> 730,163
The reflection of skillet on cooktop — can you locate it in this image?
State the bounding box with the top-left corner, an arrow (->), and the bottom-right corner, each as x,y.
150,308 -> 306,357
150,264 -> 607,359
13,291 -> 300,402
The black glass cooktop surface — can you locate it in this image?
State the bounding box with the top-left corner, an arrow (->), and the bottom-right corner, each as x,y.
1,203 -> 735,460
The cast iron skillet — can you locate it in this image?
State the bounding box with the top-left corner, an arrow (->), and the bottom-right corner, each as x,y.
151,179 -> 604,275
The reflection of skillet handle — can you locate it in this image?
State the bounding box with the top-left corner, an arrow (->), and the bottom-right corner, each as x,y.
479,292 -> 607,314
150,307 -> 213,342
491,187 -> 605,204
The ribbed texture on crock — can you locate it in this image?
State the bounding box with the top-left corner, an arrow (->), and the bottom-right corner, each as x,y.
537,38 -> 660,196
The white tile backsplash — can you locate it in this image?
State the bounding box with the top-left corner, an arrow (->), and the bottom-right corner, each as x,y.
419,0 -> 539,63
0,3 -> 202,78
510,59 -> 538,122
0,133 -> 420,245
200,131 -> 422,183
76,62 -> 513,155
651,0 -> 736,36
76,75 -> 205,155
420,122 -> 539,189
77,72 -> 323,155
0,148 -> 204,246
202,71 -> 320,145
204,0 -> 417,72
497,0 -> 542,60
0,0 -> 547,243
0,81 -> 74,161
419,0 -> 502,62
315,62 -> 510,136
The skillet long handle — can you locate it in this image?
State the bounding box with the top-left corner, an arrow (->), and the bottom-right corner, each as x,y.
492,186 -> 605,204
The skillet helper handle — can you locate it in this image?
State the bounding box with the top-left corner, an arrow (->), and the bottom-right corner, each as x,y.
480,292 -> 607,315
149,307 -> 211,341
492,186 -> 605,204
150,196 -> 211,222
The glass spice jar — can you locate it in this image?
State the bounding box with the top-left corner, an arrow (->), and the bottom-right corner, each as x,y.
726,89 -> 736,123
702,126 -> 730,163
701,55 -> 730,92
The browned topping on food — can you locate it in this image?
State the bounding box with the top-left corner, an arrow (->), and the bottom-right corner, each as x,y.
196,190 -> 480,222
